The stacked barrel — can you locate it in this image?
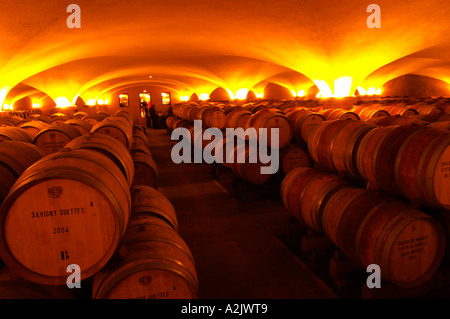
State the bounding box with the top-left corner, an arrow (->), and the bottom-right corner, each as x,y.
167,101 -> 313,184
0,109 -> 198,299
279,96 -> 450,288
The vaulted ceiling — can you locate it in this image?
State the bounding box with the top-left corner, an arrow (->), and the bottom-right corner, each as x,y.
1,0 -> 450,106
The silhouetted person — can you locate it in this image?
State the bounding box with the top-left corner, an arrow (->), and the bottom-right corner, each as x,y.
150,104 -> 158,129
142,101 -> 151,128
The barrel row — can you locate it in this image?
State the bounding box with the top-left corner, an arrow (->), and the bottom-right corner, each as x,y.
0,110 -> 135,285
130,126 -> 159,189
91,185 -> 199,299
170,103 -> 294,149
167,112 -> 311,184
90,125 -> 197,299
306,119 -> 450,210
0,116 -> 197,298
281,167 -> 446,288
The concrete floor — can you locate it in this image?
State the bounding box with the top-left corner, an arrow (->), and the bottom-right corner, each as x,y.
147,128 -> 338,299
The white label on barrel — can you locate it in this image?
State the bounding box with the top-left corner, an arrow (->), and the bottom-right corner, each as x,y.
4,179 -> 117,278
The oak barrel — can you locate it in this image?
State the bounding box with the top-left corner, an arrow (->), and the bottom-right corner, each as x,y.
281,167 -> 348,228
0,267 -> 74,299
91,116 -> 133,151
132,153 -> 159,188
279,143 -> 312,175
65,133 -> 135,188
17,120 -> 50,139
64,119 -> 93,135
0,140 -> 47,178
308,120 -> 376,178
91,215 -> 198,299
355,202 -> 445,287
33,122 -> 83,155
0,149 -> 131,285
394,126 -> 450,209
130,185 -> 178,231
0,126 -> 34,143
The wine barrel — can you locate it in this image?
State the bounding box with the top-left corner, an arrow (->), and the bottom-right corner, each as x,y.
225,108 -> 252,129
251,109 -> 292,149
383,105 -> 419,118
289,110 -> 325,147
65,133 -> 135,188
73,111 -> 88,119
130,143 -> 152,157
0,126 -> 34,143
130,185 -> 178,231
279,143 -> 312,175
115,110 -> 134,126
91,215 -> 198,299
83,113 -> 108,126
308,120 -> 376,179
356,125 -> 394,182
355,202 -> 445,287
91,116 -> 133,151
50,113 -> 71,123
408,104 -> 444,116
395,126 -> 450,209
132,153 -> 159,188
166,117 -> 191,130
0,140 -> 47,183
17,120 -> 50,138
33,122 -> 83,155
0,267 -> 74,299
280,167 -> 348,228
64,119 -> 93,135
365,115 -> 400,126
228,144 -> 274,184
428,121 -> 450,131
0,166 -> 16,205
372,125 -> 425,196
132,129 -> 149,148
352,106 -> 390,121
199,106 -> 227,129
321,186 -> 393,260
325,109 -> 360,121
0,149 -> 131,285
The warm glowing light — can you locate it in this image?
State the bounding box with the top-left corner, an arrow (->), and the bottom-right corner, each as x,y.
55,97 -> 72,108
0,87 -> 9,109
375,88 -> 382,95
32,103 -> 41,108
226,89 -> 235,100
200,93 -> 210,101
291,90 -> 297,97
2,104 -> 11,111
235,88 -> 249,100
367,87 -> 377,95
314,80 -> 333,98
255,92 -> 264,98
357,86 -> 367,96
180,95 -> 189,101
86,98 -> 96,106
297,90 -> 306,97
333,76 -> 353,98
315,77 -> 354,98
97,99 -> 105,105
